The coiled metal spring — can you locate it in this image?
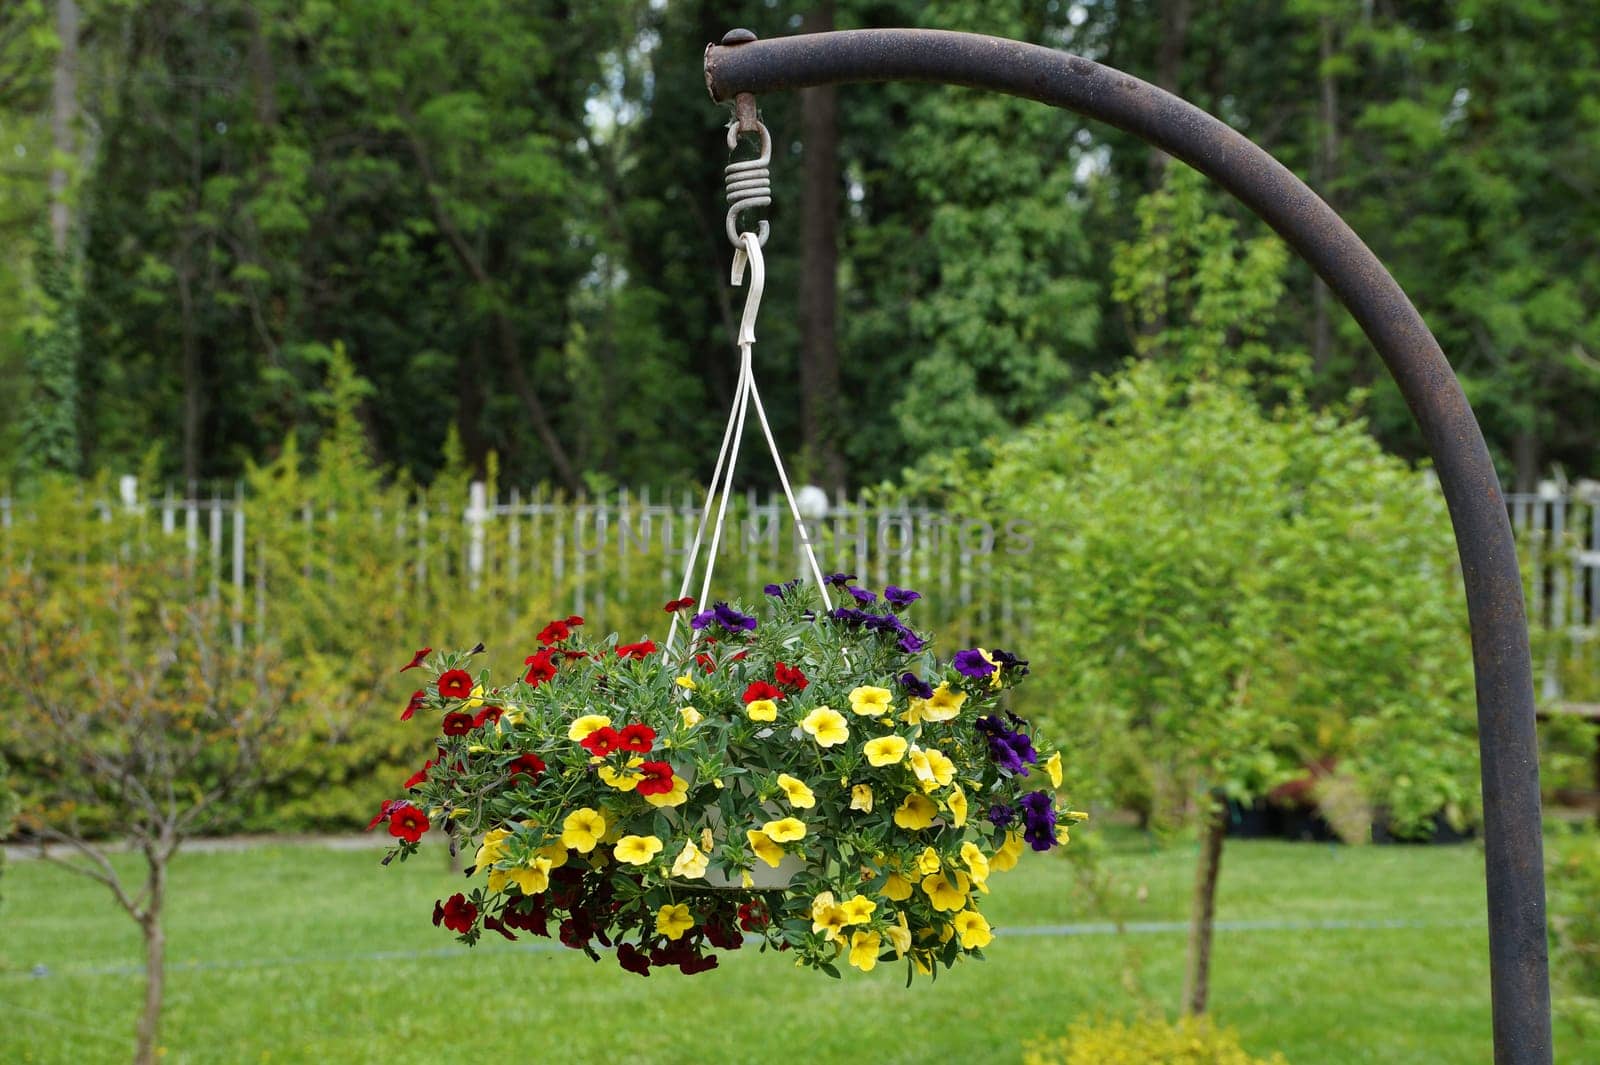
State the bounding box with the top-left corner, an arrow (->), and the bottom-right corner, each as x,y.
724,120 -> 771,247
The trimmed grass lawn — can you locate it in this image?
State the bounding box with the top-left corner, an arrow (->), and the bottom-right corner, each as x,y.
0,830 -> 1588,1064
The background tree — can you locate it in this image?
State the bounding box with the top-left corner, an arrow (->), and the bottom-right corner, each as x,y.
0,477 -> 295,1065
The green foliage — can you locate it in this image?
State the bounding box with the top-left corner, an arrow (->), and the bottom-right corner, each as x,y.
15,232 -> 82,479
1549,825 -> 1600,1015
963,360 -> 1478,833
1023,1014 -> 1288,1065
0,755 -> 15,903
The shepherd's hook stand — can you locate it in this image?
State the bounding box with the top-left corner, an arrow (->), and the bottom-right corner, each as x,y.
704,26 -> 1552,1065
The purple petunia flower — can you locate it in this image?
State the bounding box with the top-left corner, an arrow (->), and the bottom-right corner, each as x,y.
884,586 -> 921,610
898,632 -> 927,654
689,610 -> 715,631
847,585 -> 877,606
988,803 -> 1016,828
898,672 -> 934,700
713,602 -> 757,632
976,714 -> 1037,776
764,579 -> 801,599
1019,791 -> 1057,851
989,647 -> 1030,677
953,648 -> 997,679
830,607 -> 866,626
824,572 -> 856,588
863,612 -> 900,634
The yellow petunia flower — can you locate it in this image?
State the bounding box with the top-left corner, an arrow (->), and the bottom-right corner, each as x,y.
671,840 -> 709,880
487,869 -> 510,894
952,909 -> 994,949
536,842 -> 568,870
894,793 -> 938,830
901,698 -> 928,726
946,786 -> 969,828
568,714 -> 612,741
924,749 -> 956,788
920,683 -> 967,722
884,911 -> 912,957
989,830 -> 1025,872
614,834 -> 664,866
840,895 -> 877,925
644,775 -> 691,808
746,699 -> 778,722
776,774 -> 816,809
847,685 -> 892,717
762,816 -> 806,843
561,808 -> 607,853
863,735 -> 908,766
465,685 -> 485,710
848,930 -> 882,972
801,707 -> 849,747
961,841 -> 990,885
908,747 -> 935,790
679,706 -> 703,728
700,827 -> 715,853
811,892 -> 847,943
1044,751 -> 1063,789
656,902 -> 694,941
850,784 -> 874,812
921,870 -> 971,912
474,828 -> 512,870
508,856 -> 553,895
746,828 -> 785,868
883,872 -> 914,901
675,675 -> 698,691
916,846 -> 942,876
599,758 -> 645,791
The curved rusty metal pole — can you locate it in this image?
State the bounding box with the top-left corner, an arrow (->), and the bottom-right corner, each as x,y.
706,27 -> 1550,1064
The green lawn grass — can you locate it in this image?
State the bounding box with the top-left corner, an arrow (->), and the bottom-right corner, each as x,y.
0,831 -> 1588,1064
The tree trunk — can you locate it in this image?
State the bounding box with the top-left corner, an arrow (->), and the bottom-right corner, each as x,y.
48,0 -> 78,255
133,860 -> 167,1065
1310,15 -> 1340,374
798,1 -> 845,493
1513,426 -> 1540,495
1182,797 -> 1228,1015
178,259 -> 203,485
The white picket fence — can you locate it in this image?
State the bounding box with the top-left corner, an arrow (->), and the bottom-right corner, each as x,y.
4,476 -> 1598,688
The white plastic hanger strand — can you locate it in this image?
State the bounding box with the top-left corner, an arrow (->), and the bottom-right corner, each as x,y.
667,231 -> 836,653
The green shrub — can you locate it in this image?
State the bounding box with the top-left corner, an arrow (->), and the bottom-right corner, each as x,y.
1023,1014 -> 1288,1065
1550,825 -> 1600,1004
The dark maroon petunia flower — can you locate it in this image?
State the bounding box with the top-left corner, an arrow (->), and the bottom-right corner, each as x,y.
399,647 -> 432,673
482,915 -> 517,942
440,893 -> 477,934
508,753 -> 546,782
437,669 -> 474,700
616,942 -> 652,976
471,705 -> 503,729
441,711 -> 475,737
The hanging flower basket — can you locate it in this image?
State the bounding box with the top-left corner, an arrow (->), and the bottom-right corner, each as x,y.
372,577 -> 1082,980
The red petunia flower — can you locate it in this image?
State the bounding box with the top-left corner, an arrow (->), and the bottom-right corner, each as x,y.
441,711 -> 475,736
773,661 -> 809,692
580,726 -> 624,757
662,596 -> 697,613
403,759 -> 435,790
537,619 -> 572,646
387,803 -> 430,843
615,640 -> 657,660
365,798 -> 402,832
437,669 -> 473,700
439,893 -> 477,934
559,649 -> 588,660
617,724 -> 656,753
508,753 -> 545,781
400,689 -> 426,721
400,647 -> 432,673
565,615 -> 585,627
471,705 -> 503,729
737,899 -> 770,931
694,653 -> 716,674
635,760 -> 674,796
741,680 -> 783,704
524,648 -> 558,686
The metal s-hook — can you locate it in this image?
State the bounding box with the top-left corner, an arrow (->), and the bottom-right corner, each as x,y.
730,230 -> 765,346
724,119 -> 771,247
